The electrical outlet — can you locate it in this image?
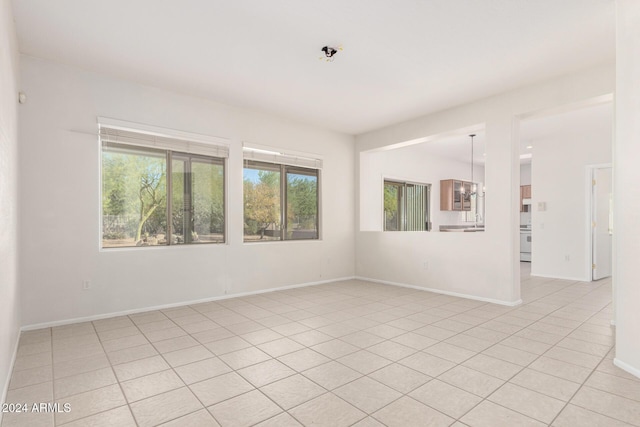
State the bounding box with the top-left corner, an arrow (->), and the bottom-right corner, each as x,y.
564,255 -> 570,261
82,280 -> 91,290
422,261 -> 429,270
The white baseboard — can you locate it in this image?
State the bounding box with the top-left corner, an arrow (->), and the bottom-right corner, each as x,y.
530,273 -> 589,282
614,358 -> 640,380
355,276 -> 522,307
21,276 -> 356,331
0,328 -> 21,425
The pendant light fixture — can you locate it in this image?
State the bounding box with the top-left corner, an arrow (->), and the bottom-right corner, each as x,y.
469,134 -> 476,197
468,134 -> 486,199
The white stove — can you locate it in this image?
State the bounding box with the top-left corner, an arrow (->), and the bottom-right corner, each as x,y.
520,228 -> 531,262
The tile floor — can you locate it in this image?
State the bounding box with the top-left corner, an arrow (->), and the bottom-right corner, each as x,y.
3,264 -> 638,427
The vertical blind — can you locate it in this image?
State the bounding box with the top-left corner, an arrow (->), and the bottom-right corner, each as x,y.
405,183 -> 429,231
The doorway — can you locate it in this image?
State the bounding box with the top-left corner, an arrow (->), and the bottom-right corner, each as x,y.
590,165 -> 613,280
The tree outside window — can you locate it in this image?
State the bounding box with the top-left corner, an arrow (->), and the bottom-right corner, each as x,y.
243,161 -> 319,241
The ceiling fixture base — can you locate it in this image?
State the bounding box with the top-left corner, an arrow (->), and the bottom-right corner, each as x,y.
320,45 -> 342,62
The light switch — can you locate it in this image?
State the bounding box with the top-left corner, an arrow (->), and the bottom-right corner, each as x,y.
538,202 -> 546,211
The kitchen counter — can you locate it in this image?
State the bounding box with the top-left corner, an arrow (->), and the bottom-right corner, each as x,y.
439,225 -> 485,232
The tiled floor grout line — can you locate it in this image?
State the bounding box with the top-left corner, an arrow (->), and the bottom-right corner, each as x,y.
546,310 -> 618,426
47,323 -> 133,426
333,302 -> 522,425
126,308 -> 362,427
302,289 -> 468,426
274,287 -> 544,425
235,309 -> 406,425
7,275 -> 627,427
474,293 -> 615,426
224,289 -> 414,426
420,280 -> 615,425
90,320 -> 141,427
54,387 -> 131,427
426,291 -> 598,423
230,287 -> 491,425
63,288 -> 577,426
129,313 -> 222,427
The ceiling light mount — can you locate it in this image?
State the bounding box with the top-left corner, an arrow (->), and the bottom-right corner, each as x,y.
320,45 -> 342,62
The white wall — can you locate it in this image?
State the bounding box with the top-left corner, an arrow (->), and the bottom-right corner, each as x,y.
614,0 -> 640,379
0,0 -> 21,413
520,163 -> 532,186
529,106 -> 612,281
362,145 -> 485,231
356,64 -> 614,305
18,56 -> 355,327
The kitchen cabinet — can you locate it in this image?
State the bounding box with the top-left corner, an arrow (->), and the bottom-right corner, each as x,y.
441,179 -> 472,211
520,185 -> 531,212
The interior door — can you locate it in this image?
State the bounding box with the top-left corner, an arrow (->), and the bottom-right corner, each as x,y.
592,167 -> 612,280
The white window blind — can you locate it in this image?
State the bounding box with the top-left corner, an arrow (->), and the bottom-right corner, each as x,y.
100,126 -> 229,158
243,145 -> 322,169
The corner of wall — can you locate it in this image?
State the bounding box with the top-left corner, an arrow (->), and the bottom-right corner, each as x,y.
0,0 -> 22,419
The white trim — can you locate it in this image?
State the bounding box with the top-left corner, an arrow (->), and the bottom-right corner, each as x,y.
530,273 -> 589,282
586,165 -> 594,281
355,276 -> 522,306
614,358 -> 640,380
21,276 -> 355,331
587,164 -> 613,281
0,330 -> 21,425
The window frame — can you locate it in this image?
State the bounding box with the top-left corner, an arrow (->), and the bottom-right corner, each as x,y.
100,132 -> 227,250
243,159 -> 321,242
383,178 -> 432,232
167,150 -> 226,246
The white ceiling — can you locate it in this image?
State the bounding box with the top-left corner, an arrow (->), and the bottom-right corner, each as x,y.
410,132 -> 487,166
397,101 -> 612,166
11,0 -> 615,135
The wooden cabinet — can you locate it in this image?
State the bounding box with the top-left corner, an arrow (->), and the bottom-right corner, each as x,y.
441,179 -> 472,211
520,185 -> 531,212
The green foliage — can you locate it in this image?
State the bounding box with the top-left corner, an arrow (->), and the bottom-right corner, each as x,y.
384,184 -> 398,215
191,161 -> 224,235
243,170 -> 280,238
384,183 -> 400,231
103,148 -> 225,246
287,175 -> 317,231
102,150 -> 167,242
243,169 -> 319,239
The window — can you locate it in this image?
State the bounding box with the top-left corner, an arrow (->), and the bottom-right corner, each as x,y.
101,126 -> 226,248
384,180 -> 431,231
243,159 -> 320,241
